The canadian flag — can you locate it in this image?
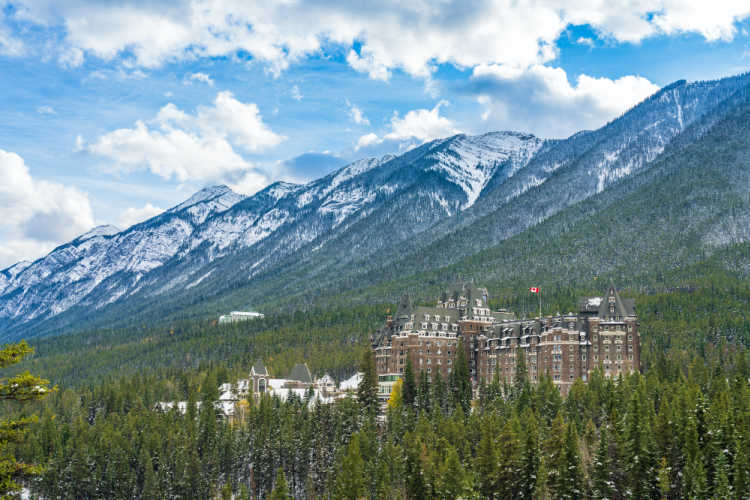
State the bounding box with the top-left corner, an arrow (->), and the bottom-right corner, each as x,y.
529,287 -> 539,293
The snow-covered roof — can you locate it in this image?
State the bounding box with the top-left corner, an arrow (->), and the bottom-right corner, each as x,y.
339,372 -> 363,391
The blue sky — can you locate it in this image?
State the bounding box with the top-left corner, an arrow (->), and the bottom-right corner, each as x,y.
1,1 -> 750,267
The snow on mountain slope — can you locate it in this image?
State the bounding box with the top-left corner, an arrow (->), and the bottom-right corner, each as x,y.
423,132 -> 544,208
0,185 -> 245,323
4,72 -> 748,335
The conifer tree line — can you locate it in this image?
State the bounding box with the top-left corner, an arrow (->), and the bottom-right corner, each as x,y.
2,280 -> 750,498
8,340 -> 749,499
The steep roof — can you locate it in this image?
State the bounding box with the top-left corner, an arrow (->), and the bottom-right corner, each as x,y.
597,282 -> 636,318
251,360 -> 268,376
287,363 -> 313,384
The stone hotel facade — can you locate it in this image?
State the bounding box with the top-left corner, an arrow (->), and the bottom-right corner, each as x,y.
371,283 -> 640,399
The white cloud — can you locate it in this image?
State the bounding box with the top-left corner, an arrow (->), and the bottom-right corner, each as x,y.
9,1 -> 750,79
355,132 -> 381,150
470,64 -> 659,138
346,99 -> 370,126
226,170 -> 270,196
0,12 -> 24,56
85,91 -> 284,182
37,105 -> 56,115
116,202 -> 164,228
0,149 -> 94,267
384,101 -> 459,142
291,85 -> 303,101
356,101 -> 459,151
186,72 -> 214,85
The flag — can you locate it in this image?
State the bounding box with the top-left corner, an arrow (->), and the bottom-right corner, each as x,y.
529,287 -> 539,293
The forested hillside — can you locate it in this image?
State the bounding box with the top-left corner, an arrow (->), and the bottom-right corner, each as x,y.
5,74 -> 750,499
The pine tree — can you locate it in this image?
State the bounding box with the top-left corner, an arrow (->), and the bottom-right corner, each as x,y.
657,456 -> 670,500
518,408 -> 540,500
418,369 -> 431,413
592,425 -> 614,500
733,433 -> 749,500
0,340 -> 55,497
333,434 -> 365,500
402,353 -> 417,408
557,421 -> 583,499
476,420 -> 498,498
269,468 -> 293,500
711,448 -> 731,500
450,340 -> 472,414
438,445 -> 475,499
357,350 -> 379,416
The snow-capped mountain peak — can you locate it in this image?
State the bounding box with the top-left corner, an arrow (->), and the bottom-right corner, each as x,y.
169,185 -> 244,214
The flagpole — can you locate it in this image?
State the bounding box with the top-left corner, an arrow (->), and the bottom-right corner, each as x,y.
539,287 -> 542,319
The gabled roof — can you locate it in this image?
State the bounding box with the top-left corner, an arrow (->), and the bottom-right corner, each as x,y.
251,360 -> 268,376
597,282 -> 636,318
287,363 -> 313,384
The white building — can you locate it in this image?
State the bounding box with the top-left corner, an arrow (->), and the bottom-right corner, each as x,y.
218,311 -> 264,324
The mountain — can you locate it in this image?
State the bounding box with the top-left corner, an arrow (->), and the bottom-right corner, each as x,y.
0,185 -> 243,328
0,131 -> 544,336
3,72 -> 750,339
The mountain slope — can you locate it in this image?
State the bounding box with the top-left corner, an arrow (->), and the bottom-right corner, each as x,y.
180,73 -> 750,310
0,185 -> 243,326
0,131 -> 544,337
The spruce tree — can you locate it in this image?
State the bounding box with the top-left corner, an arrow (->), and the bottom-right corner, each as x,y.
518,408 -> 540,500
418,369 -> 431,413
402,353 -> 417,408
558,421 -> 583,499
0,340 -> 55,497
357,350 -> 379,415
270,468 -> 293,500
592,425 -> 614,500
733,434 -> 749,500
711,449 -> 731,500
450,339 -> 472,414
333,434 -> 365,500
475,421 -> 498,499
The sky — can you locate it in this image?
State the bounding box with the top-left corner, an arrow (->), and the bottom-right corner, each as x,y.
1,1 -> 750,268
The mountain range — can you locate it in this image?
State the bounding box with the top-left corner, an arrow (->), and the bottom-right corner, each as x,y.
4,72 -> 750,340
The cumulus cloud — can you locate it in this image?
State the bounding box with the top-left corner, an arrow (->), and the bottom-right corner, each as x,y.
356,101 -> 460,151
0,149 -> 95,267
116,202 -> 164,228
469,64 -> 660,138
356,133 -> 381,151
384,102 -> 460,142
84,91 -> 283,182
185,72 -> 214,85
346,99 -> 370,126
7,1 -> 750,79
225,169 -> 271,196
37,105 -> 56,115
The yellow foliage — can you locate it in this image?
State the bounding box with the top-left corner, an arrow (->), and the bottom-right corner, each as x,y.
387,378 -> 403,409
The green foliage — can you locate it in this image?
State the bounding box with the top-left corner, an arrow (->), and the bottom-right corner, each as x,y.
0,341 -> 54,498
357,350 -> 378,416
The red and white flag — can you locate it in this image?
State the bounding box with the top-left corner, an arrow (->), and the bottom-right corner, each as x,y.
529,287 -> 539,293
